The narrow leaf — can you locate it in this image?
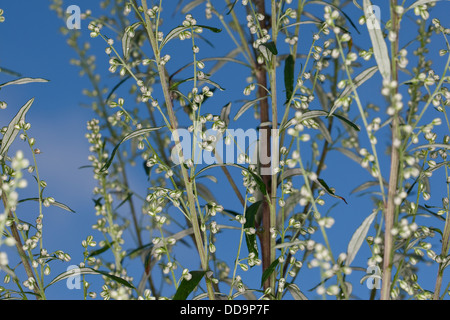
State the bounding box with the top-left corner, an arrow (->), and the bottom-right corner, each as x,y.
160,25 -> 221,50
173,271 -> 206,300
151,228 -> 195,255
196,183 -> 217,203
316,118 -> 333,143
170,76 -> 225,91
406,0 -> 441,12
287,283 -> 308,300
0,78 -> 49,88
282,110 -> 359,132
329,66 -> 378,116
18,198 -> 75,213
410,143 -> 450,151
220,102 -> 232,127
46,267 -> 135,289
1,98 -> 34,157
94,269 -> 136,289
280,20 -> 322,31
182,0 -> 206,13
0,66 -> 21,77
351,180 -> 384,194
284,55 -> 295,103
363,0 -> 391,82
333,113 -> 360,131
226,0 -> 239,14
260,41 -> 278,55
317,178 -> 348,204
244,201 -> 262,259
88,242 -> 115,257
100,127 -> 163,172
122,22 -> 141,60
259,42 -> 278,62
274,239 -> 303,250
307,0 -> 360,33
194,163 -> 267,195
277,169 -> 347,203
346,210 -> 378,266
261,259 -> 279,288
234,96 -> 268,121
335,147 -> 363,164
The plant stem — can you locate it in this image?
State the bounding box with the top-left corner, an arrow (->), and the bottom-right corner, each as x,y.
381,0 -> 400,300
268,0 -> 279,293
0,182 -> 42,299
253,0 -> 274,292
141,0 -> 215,300
433,116 -> 450,299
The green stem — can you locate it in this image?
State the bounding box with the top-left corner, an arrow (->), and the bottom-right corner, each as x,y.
140,0 -> 215,300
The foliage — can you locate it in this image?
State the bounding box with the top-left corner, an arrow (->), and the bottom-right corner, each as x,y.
1,0 -> 450,300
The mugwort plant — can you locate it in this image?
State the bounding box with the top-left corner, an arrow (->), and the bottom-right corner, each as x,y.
1,0 -> 450,300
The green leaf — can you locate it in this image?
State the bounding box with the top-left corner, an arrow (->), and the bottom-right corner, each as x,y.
410,143 -> 450,151
220,102 -> 232,127
274,239 -> 303,250
351,180 -> 386,194
160,25 -> 221,50
282,110 -> 360,132
88,242 -> 115,257
100,127 -> 164,172
170,53 -> 250,81
0,77 -> 49,88
196,183 -> 217,203
181,0 -> 206,13
46,267 -> 135,290
194,163 -> 267,196
333,113 -> 360,131
363,0 -> 391,82
277,191 -> 302,227
226,0 -> 239,14
278,170 -> 347,203
123,243 -> 154,261
170,76 -> 225,91
280,20 -> 322,31
260,41 -> 278,56
261,259 -> 279,288
317,178 -> 348,204
346,210 -> 378,266
406,0 -> 441,12
173,270 -> 206,300
244,201 -> 262,259
0,66 -> 21,77
287,283 -> 308,300
284,55 -> 295,103
316,118 -> 333,143
329,66 -> 378,116
122,22 -> 141,60
18,198 -> 76,213
335,147 -> 363,164
420,161 -> 450,180
234,96 -> 268,121
259,42 -> 278,62
1,98 -> 34,157
123,227 -> 196,264
94,269 -> 136,289
307,0 -> 360,33
208,54 -> 251,75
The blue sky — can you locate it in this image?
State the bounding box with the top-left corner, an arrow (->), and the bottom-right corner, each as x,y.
1,0 -> 450,300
